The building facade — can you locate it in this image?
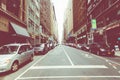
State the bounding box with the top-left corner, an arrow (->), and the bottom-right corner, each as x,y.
87,0 -> 120,47
50,3 -> 58,43
40,0 -> 52,43
63,0 -> 73,43
40,0 -> 58,43
26,0 -> 41,45
0,0 -> 30,46
73,0 -> 87,44
64,0 -> 87,44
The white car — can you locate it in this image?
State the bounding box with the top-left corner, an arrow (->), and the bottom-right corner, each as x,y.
0,43 -> 34,73
34,43 -> 47,55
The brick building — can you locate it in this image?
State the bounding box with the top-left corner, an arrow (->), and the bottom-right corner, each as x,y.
87,0 -> 120,46
26,0 -> 41,45
0,0 -> 30,46
64,0 -> 87,44
40,0 -> 52,43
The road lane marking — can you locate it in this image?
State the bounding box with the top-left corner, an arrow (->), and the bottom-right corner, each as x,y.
118,71 -> 120,74
62,47 -> 74,66
15,54 -> 48,80
30,65 -> 108,69
17,76 -> 120,80
90,53 -> 120,66
85,54 -> 93,58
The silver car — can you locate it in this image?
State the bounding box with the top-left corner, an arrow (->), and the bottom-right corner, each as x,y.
34,43 -> 47,55
0,43 -> 34,73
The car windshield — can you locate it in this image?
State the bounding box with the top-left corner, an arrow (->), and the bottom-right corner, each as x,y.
0,45 -> 19,54
40,44 -> 45,47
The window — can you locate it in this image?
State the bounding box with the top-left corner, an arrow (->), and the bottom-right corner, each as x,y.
19,46 -> 26,53
94,0 -> 97,2
19,45 -> 32,53
0,46 -> 18,54
110,0 -> 116,4
0,0 -> 1,7
24,45 -> 32,51
88,0 -> 91,4
6,0 -> 20,17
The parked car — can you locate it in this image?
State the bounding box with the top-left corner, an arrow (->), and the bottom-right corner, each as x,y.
89,43 -> 99,54
89,43 -> 115,56
81,44 -> 90,51
77,44 -> 82,49
0,43 -> 34,73
34,43 -> 48,55
49,43 -> 54,49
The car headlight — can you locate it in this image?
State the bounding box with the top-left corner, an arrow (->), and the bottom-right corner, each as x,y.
0,59 -> 11,65
111,49 -> 114,52
100,48 -> 105,51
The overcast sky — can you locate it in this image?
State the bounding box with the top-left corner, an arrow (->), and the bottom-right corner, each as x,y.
51,0 -> 68,43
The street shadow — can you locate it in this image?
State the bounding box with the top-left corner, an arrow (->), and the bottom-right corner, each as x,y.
0,71 -> 11,77
0,60 -> 32,76
103,55 -> 119,58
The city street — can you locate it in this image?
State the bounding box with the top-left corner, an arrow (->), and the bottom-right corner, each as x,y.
1,0 -> 120,80
0,45 -> 120,80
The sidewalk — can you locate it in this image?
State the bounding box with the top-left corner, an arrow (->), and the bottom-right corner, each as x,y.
115,51 -> 120,56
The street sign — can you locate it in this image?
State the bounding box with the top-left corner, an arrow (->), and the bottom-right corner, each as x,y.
91,19 -> 97,29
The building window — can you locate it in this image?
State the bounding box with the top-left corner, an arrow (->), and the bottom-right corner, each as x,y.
0,0 -> 1,7
23,0 -> 25,10
94,0 -> 97,2
29,7 -> 34,19
110,0 -> 116,4
6,0 -> 20,17
88,0 -> 91,4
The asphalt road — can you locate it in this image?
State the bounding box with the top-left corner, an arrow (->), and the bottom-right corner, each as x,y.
0,45 -> 120,80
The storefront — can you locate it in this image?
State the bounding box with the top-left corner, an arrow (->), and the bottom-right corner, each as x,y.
10,22 -> 32,43
0,15 -> 11,46
0,6 -> 32,46
66,36 -> 75,43
105,23 -> 120,47
77,30 -> 87,44
0,31 -> 12,46
0,22 -> 32,46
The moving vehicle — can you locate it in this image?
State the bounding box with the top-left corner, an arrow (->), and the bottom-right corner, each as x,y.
0,43 -> 34,73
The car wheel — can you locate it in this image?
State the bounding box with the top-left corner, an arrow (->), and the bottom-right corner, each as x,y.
45,48 -> 48,53
97,51 -> 100,55
110,52 -> 115,57
43,49 -> 47,54
30,55 -> 33,61
11,62 -> 19,72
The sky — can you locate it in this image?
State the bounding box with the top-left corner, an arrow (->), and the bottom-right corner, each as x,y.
51,0 -> 69,43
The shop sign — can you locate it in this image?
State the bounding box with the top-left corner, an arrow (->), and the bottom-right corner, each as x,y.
0,16 -> 9,32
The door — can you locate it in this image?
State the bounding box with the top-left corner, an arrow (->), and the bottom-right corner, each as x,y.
18,46 -> 27,64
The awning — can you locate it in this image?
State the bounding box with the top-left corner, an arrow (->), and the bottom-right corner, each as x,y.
10,22 -> 30,37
